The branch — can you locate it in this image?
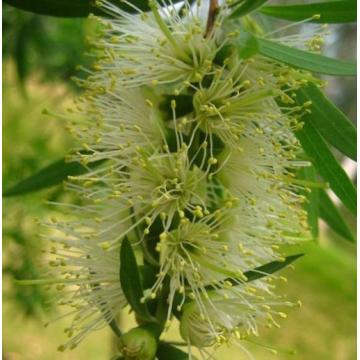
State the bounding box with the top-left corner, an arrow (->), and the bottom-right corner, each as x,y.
205,0 -> 219,37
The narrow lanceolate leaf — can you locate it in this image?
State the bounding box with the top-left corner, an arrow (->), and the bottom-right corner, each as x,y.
229,0 -> 269,18
215,32 -> 260,64
4,0 -> 183,18
260,1 -> 356,24
235,31 -> 259,59
120,238 -> 155,323
157,343 -> 192,360
243,254 -> 304,282
319,189 -> 355,242
3,157 -> 104,197
108,319 -> 122,337
206,254 -> 304,289
257,38 -> 356,76
296,120 -> 356,215
296,84 -> 356,160
15,22 -> 30,85
298,166 -> 319,239
4,0 -> 92,17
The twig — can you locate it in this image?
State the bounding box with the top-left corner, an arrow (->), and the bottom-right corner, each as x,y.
205,0 -> 219,38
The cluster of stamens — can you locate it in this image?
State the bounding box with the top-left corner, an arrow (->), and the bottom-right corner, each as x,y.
39,0 -> 326,356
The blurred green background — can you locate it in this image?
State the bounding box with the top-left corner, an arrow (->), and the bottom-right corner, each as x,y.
2,3 -> 356,360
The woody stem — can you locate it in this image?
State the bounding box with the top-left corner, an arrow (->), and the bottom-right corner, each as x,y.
205,0 -> 219,38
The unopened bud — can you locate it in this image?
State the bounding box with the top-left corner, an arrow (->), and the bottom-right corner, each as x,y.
179,303 -> 213,348
118,325 -> 158,360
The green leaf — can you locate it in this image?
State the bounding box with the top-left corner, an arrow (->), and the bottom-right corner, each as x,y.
229,0 -> 269,18
295,117 -> 356,215
4,0 -> 183,18
139,265 -> 157,290
243,254 -> 304,282
4,0 -> 92,17
205,254 -> 304,289
3,157 -> 105,197
257,38 -> 356,76
157,343 -> 192,360
108,319 -> 122,337
120,238 -> 155,323
235,31 -> 259,59
15,21 -> 30,85
298,166 -> 319,239
319,189 -> 355,242
260,1 -> 356,24
295,84 -> 356,160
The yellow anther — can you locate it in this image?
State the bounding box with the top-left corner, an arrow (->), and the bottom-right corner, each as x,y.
278,312 -> 287,319
208,157 -> 218,165
145,99 -> 153,107
101,242 -> 111,250
194,72 -> 202,81
57,345 -> 66,352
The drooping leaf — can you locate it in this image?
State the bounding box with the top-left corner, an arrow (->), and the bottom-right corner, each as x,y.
229,0 -> 269,18
257,38 -> 356,76
108,319 -> 122,337
260,1 -> 356,24
139,265 -> 157,290
243,254 -> 304,282
157,343 -> 192,360
295,84 -> 356,160
295,118 -> 356,215
120,238 -> 155,323
206,254 -> 304,289
3,157 -> 105,197
4,0 -> 183,18
14,21 -> 30,85
298,166 -> 319,239
235,31 -> 259,59
4,0 -> 92,17
319,189 -> 355,242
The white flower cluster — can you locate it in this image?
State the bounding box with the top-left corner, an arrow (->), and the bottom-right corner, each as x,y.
42,0 -> 320,355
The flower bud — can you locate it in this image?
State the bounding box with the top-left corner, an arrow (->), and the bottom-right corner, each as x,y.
118,325 -> 158,360
179,303 -> 214,348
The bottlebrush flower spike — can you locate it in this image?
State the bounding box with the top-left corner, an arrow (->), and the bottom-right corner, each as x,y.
35,0 -> 325,356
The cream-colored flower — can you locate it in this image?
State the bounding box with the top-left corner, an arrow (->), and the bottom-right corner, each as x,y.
38,0 -> 321,354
